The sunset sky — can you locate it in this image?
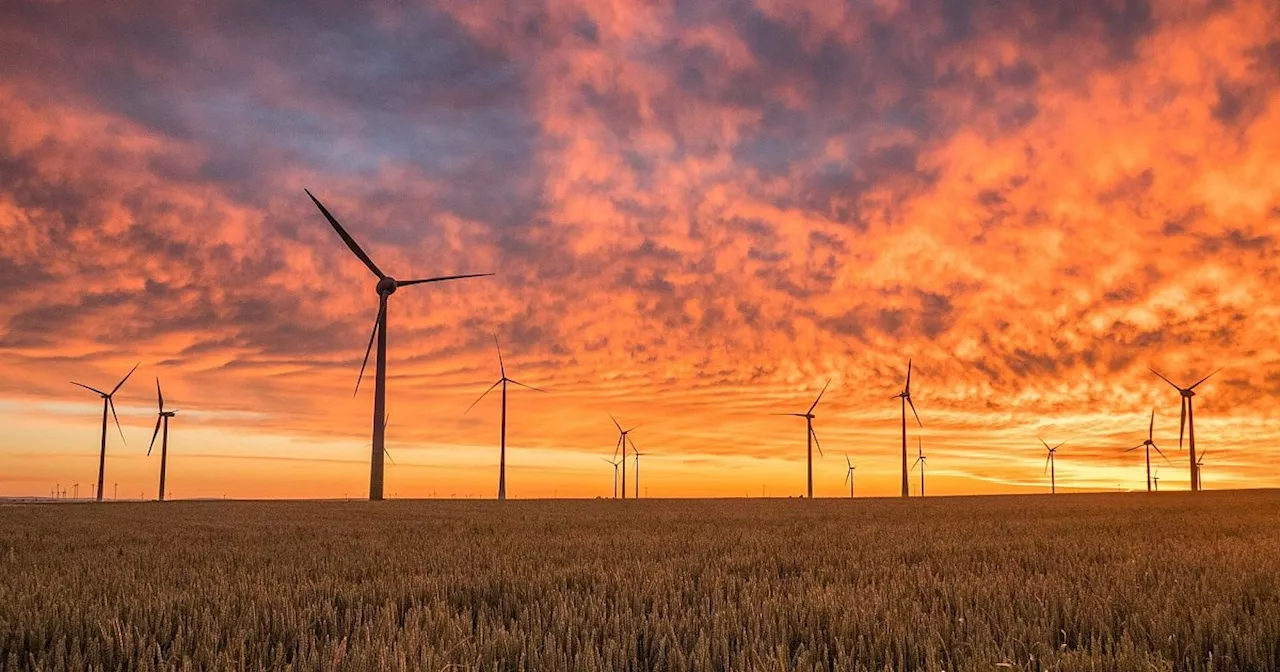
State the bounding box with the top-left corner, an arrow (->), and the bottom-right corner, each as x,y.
2,0 -> 1278,499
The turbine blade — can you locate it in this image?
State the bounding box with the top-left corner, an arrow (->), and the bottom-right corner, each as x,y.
507,379 -> 548,393
397,273 -> 494,287
1054,442 -> 1066,450
1148,408 -> 1155,440
1124,444 -> 1142,452
1044,453 -> 1051,475
845,454 -> 851,468
493,335 -> 505,378
1178,398 -> 1187,450
70,382 -> 107,396
1153,443 -> 1171,464
907,397 -> 922,427
156,377 -> 164,412
770,413 -> 808,417
147,415 -> 162,456
110,362 -> 140,396
810,428 -> 823,457
384,447 -> 396,465
1149,368 -> 1181,391
1039,437 -> 1051,450
844,470 -> 850,485
305,189 -> 384,279
109,398 -> 126,445
464,380 -> 502,415
1196,449 -> 1208,464
354,301 -> 384,397
808,379 -> 831,414
613,436 -> 622,460
1189,367 -> 1222,390
905,359 -> 913,394
610,414 -> 623,432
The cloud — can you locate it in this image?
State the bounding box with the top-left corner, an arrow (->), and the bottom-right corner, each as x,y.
1,0 -> 1279,496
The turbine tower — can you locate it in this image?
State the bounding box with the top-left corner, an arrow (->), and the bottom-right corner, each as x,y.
1150,367 -> 1220,492
306,190 -> 492,501
912,438 -> 928,497
465,336 -> 546,500
147,378 -> 179,502
896,360 -> 922,498
1125,409 -> 1169,492
773,380 -> 829,498
611,416 -> 639,499
71,363 -> 138,502
844,455 -> 856,498
1040,438 -> 1064,495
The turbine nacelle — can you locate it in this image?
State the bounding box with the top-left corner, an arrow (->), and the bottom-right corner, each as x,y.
376,276 -> 399,295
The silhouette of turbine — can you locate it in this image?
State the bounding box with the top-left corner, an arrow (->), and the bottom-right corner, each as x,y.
71,362 -> 138,502
1125,409 -> 1169,492
147,378 -> 179,502
844,454 -> 856,499
1195,450 -> 1209,489
611,416 -> 639,499
1040,438 -> 1065,495
911,438 -> 928,497
465,336 -> 546,500
602,456 -> 623,499
632,449 -> 648,499
1150,367 -> 1220,492
306,190 -> 492,501
772,380 -> 829,498
895,360 -> 922,498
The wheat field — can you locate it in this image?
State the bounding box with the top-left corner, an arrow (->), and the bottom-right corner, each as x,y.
2,492 -> 1279,671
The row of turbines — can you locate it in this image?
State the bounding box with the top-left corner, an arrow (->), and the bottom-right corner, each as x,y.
61,191 -> 1223,501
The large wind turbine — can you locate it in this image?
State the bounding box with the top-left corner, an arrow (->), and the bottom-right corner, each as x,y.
912,438 -> 928,497
147,378 -> 179,502
306,190 -> 492,501
611,416 -> 639,499
71,363 -> 138,502
844,455 -> 856,498
1150,367 -> 1220,492
895,360 -> 922,498
1040,438 -> 1064,494
465,336 -> 546,500
773,380 -> 829,498
1125,409 -> 1169,492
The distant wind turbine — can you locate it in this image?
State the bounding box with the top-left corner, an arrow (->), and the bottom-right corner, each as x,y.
147,378 -> 179,502
306,190 -> 493,501
1150,367 -> 1221,492
912,438 -> 928,497
1040,438 -> 1065,495
896,360 -> 922,498
1125,409 -> 1169,492
71,362 -> 138,502
772,380 -> 829,499
465,336 -> 546,500
1153,466 -> 1161,492
611,417 -> 639,499
633,449 -> 648,500
602,456 -> 622,499
1195,450 -> 1209,489
844,455 -> 856,498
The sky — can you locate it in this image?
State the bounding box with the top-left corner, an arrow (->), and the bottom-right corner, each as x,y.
1,0 -> 1278,500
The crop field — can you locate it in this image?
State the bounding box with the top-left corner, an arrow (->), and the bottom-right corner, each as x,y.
2,493 -> 1279,671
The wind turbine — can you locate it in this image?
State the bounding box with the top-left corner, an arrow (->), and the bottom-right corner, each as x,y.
632,449 -> 650,499
1153,466 -> 1161,492
611,416 -> 639,499
896,360 -> 922,498
602,457 -> 622,498
772,380 -> 829,498
1195,450 -> 1209,489
1040,438 -> 1065,494
71,362 -> 138,502
1125,409 -> 1169,492
147,378 -> 179,502
306,190 -> 493,501
844,454 -> 856,498
465,336 -> 546,500
911,437 -> 928,497
1150,367 -> 1220,492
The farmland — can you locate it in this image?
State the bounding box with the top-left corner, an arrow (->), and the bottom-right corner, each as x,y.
2,492 -> 1279,671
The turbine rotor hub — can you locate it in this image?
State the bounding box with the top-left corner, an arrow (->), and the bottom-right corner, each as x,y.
1182,389 -> 1195,398
377,277 -> 399,295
